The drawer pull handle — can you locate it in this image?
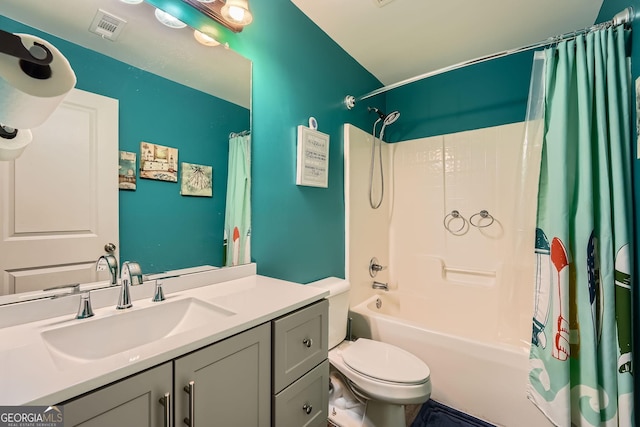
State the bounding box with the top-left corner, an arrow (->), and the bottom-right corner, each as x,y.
302,338 -> 313,348
183,381 -> 195,426
159,392 -> 171,427
302,403 -> 313,415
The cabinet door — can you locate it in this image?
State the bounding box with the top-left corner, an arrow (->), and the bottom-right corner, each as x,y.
174,323 -> 271,427
61,362 -> 172,427
272,300 -> 328,393
274,360 -> 329,427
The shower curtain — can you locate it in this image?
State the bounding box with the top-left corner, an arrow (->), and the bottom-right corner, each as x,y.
527,26 -> 634,426
223,134 -> 251,266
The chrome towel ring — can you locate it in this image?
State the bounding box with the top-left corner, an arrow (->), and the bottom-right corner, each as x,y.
470,210 -> 495,228
443,210 -> 467,234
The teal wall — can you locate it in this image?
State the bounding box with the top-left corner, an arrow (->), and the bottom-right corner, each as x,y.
0,16 -> 249,274
231,0 -> 382,283
384,52 -> 533,142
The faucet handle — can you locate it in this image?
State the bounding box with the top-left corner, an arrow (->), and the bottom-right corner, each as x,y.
368,257 -> 387,277
76,291 -> 95,319
152,280 -> 166,302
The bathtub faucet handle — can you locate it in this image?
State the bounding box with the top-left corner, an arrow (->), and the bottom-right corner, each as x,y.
372,281 -> 389,291
369,257 -> 387,277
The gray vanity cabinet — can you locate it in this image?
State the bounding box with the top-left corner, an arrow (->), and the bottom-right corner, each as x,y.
272,300 -> 329,427
58,300 -> 325,427
61,323 -> 271,427
174,322 -> 271,427
61,362 -> 172,427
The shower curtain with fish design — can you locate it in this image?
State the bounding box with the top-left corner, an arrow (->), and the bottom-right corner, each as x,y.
527,26 -> 634,426
223,134 -> 251,266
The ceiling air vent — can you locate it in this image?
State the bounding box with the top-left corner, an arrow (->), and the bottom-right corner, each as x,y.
89,9 -> 127,41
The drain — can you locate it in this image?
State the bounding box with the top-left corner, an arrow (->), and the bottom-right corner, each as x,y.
376,298 -> 382,309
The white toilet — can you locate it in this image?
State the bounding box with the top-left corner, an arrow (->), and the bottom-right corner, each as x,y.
309,277 -> 431,427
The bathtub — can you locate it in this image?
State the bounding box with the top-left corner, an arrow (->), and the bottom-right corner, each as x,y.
348,292 -> 553,427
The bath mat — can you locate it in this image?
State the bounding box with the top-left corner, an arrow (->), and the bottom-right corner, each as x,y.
410,400 -> 495,427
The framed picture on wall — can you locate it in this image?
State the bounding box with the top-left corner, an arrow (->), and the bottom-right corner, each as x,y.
180,162 -> 213,197
139,141 -> 178,182
118,151 -> 137,190
296,125 -> 329,188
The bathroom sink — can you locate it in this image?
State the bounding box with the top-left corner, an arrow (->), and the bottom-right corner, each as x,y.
41,297 -> 235,365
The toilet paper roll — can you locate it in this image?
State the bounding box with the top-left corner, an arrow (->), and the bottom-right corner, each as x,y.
0,33 -> 76,129
0,128 -> 32,161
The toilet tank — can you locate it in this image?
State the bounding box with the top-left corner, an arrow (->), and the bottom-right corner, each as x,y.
307,277 -> 350,349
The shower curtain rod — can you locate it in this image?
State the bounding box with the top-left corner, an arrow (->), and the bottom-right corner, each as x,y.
345,7 -> 635,107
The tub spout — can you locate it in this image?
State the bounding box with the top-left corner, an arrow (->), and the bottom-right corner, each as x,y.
372,281 -> 389,291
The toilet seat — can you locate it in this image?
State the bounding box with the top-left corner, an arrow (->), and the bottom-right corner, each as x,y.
329,340 -> 432,406
341,339 -> 430,385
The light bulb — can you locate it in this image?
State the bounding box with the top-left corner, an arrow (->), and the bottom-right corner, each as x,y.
221,0 -> 253,26
227,6 -> 246,23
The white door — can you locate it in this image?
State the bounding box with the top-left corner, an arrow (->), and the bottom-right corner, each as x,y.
0,88 -> 119,296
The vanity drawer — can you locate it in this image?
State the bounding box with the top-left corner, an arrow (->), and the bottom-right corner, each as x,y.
272,299 -> 328,393
273,359 -> 329,427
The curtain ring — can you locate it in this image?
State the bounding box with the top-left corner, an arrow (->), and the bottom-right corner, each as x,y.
443,210 -> 467,234
470,210 -> 495,228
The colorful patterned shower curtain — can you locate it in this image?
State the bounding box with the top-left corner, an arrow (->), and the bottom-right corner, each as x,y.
527,26 -> 634,426
223,134 -> 251,266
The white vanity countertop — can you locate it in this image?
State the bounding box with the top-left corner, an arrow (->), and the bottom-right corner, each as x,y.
0,265 -> 328,405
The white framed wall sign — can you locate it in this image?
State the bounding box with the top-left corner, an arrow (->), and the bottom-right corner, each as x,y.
296,125 -> 329,188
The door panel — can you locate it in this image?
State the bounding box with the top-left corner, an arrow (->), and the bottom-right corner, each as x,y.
0,88 -> 119,295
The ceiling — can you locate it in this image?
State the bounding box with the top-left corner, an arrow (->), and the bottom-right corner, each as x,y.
291,0 -> 605,89
0,0 -> 251,108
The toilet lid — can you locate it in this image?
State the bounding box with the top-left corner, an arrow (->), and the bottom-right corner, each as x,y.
342,339 -> 430,384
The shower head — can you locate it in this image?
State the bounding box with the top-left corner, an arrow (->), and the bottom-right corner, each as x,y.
383,111 -> 400,126
368,107 -> 400,126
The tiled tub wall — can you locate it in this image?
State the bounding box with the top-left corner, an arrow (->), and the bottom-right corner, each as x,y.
345,122 -> 536,346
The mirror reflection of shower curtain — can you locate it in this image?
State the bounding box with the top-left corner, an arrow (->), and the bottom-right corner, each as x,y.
525,27 -> 633,426
223,134 -> 251,266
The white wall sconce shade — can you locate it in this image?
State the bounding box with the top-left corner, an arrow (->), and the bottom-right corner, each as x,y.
221,0 -> 253,26
154,8 -> 187,29
193,30 -> 220,46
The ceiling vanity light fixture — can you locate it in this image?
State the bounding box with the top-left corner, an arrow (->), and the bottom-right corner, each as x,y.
193,30 -> 220,46
154,8 -> 187,29
221,0 -> 253,26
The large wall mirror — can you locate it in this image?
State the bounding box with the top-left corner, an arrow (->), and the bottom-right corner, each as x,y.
0,0 -> 252,303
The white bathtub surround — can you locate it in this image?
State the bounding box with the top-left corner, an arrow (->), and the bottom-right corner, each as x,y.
344,122 -> 547,426
0,264 -> 328,405
344,124 -> 391,306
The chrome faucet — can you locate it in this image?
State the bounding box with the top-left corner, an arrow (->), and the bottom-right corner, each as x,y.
96,254 -> 118,285
116,261 -> 142,309
44,283 -> 94,319
372,281 -> 389,291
